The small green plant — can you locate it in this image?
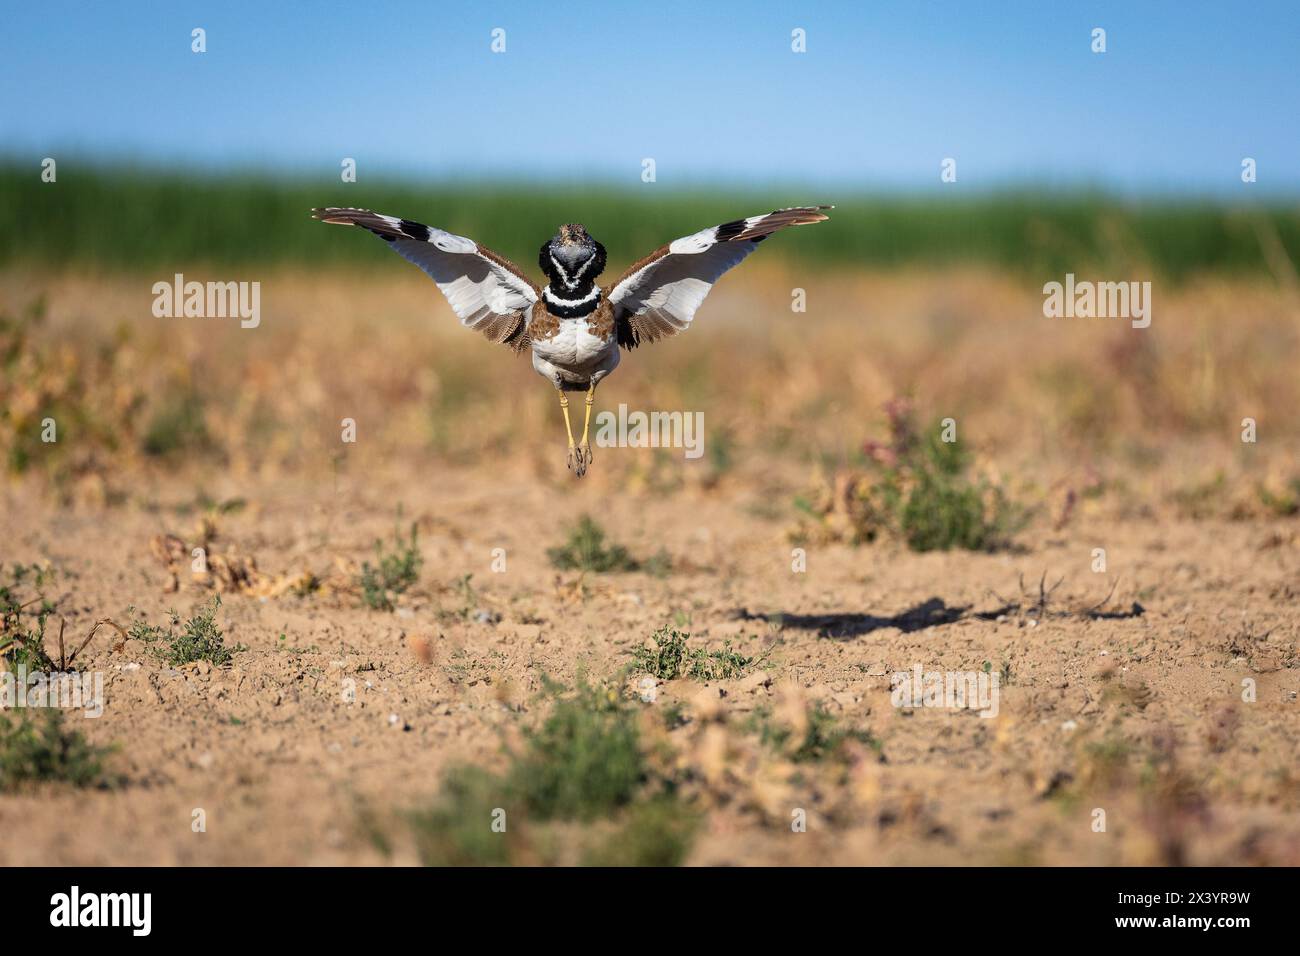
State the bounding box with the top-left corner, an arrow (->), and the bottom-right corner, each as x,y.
885,412 -> 1022,552
8,563 -> 57,590
507,681 -> 646,821
409,765 -> 514,866
0,710 -> 113,790
546,515 -> 641,573
1,594 -> 56,672
1258,477 -> 1300,517
799,400 -> 1024,552
438,573 -> 495,623
409,679 -> 695,865
141,390 -> 210,457
358,522 -> 423,611
580,797 -> 698,867
2,565 -> 123,673
631,626 -> 763,681
129,596 -> 244,667
0,564 -> 58,672
752,701 -> 883,763
442,647 -> 504,686
275,632 -> 319,654
981,658 -> 1014,683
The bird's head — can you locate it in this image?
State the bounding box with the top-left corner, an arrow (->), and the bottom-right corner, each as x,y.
539,223 -> 606,290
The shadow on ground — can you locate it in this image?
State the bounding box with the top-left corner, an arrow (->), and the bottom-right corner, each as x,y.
732,598 -> 969,639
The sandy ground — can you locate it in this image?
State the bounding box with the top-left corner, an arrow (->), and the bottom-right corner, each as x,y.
1,267 -> 1297,865
2,470 -> 1297,865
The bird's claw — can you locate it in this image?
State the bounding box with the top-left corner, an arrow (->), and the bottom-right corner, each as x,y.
567,444 -> 588,478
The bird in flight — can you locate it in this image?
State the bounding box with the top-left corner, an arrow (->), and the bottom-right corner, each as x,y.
312,204 -> 832,476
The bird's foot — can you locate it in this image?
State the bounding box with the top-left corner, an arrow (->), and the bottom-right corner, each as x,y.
566,444 -> 588,478
578,441 -> 593,468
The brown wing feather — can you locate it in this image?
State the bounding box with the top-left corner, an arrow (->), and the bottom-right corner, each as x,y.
613,244 -> 671,348
471,244 -> 542,299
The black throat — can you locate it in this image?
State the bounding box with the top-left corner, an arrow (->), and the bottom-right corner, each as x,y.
538,239 -> 606,305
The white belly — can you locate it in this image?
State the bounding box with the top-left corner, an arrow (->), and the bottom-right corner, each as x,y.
531,319 -> 619,387
533,319 -> 607,366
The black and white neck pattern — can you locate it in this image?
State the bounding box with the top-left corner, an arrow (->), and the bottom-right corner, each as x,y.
542,284 -> 602,318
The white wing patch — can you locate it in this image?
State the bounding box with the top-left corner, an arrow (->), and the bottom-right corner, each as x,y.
312,207 -> 537,342
387,239 -> 535,328
609,206 -> 831,349
434,233 -> 477,254
667,229 -> 718,255
613,242 -> 753,334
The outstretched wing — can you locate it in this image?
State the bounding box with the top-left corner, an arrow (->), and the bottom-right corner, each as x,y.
312,207 -> 538,351
608,206 -> 832,350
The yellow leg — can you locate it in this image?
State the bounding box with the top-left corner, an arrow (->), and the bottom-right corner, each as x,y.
579,383 -> 596,464
560,391 -> 586,477
559,393 -> 576,448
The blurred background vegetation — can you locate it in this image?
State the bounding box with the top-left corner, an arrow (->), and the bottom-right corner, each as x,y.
2,157 -> 1299,525
3,161 -> 1298,281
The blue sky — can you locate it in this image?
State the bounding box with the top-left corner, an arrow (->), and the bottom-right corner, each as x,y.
3,0 -> 1297,194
